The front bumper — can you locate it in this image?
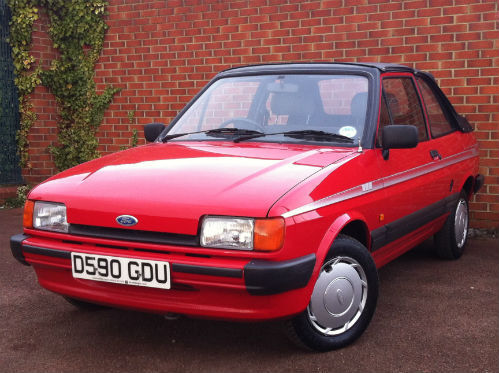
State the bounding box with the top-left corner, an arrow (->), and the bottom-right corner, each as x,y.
10,233 -> 30,266
10,233 -> 315,320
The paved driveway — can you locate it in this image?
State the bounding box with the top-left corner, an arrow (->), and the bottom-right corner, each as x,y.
1,208 -> 497,373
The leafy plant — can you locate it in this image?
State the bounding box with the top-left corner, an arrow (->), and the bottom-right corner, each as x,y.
7,0 -> 41,168
120,110 -> 139,150
2,185 -> 31,208
7,0 -> 119,171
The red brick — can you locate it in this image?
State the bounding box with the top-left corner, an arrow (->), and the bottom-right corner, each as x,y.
480,67 -> 499,76
367,12 -> 390,21
391,10 -> 416,20
280,20 -> 300,29
332,7 -> 354,16
378,2 -> 402,12
430,16 -> 454,25
405,18 -> 429,27
369,30 -> 392,38
417,8 -> 441,17
479,86 -> 499,95
358,39 -> 379,48
357,21 -> 380,31
455,13 -> 482,24
470,2 -> 497,13
443,5 -> 469,15
417,25 -> 443,35
334,24 -> 357,33
403,0 -> 428,10
356,4 -> 378,15
381,37 -> 404,46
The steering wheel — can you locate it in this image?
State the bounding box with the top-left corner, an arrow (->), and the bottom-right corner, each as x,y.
219,117 -> 265,132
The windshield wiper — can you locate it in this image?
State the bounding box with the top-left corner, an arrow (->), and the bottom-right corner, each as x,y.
234,129 -> 354,143
205,128 -> 263,138
161,127 -> 264,142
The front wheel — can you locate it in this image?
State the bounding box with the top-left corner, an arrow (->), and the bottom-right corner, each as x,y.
286,235 -> 378,351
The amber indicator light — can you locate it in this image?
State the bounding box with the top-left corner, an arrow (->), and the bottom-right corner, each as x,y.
254,217 -> 285,252
23,200 -> 35,229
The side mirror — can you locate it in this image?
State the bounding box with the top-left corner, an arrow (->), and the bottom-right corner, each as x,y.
144,122 -> 166,142
382,125 -> 418,160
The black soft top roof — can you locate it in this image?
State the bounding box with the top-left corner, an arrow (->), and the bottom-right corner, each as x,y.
217,62 -> 434,80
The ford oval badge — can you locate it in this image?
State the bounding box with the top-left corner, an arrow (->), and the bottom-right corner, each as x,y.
116,215 -> 138,227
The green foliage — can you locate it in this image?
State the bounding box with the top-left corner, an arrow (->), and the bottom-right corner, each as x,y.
7,0 -> 41,168
131,128 -> 138,148
7,0 -> 119,171
16,100 -> 37,167
127,110 -> 135,124
128,110 -> 138,147
2,185 -> 31,208
120,110 -> 138,150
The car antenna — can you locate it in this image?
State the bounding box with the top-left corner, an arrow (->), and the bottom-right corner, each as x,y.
357,137 -> 363,153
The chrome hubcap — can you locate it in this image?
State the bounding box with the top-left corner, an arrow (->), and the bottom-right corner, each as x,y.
307,256 -> 367,336
454,198 -> 468,249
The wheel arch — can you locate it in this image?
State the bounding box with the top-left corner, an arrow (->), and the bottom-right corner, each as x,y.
460,175 -> 475,200
313,213 -> 371,275
339,220 -> 370,249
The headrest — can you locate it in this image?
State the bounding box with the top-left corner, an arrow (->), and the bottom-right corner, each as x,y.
270,91 -> 315,116
350,92 -> 368,115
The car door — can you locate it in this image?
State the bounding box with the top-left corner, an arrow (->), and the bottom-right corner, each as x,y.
415,75 -> 472,193
372,73 -> 451,257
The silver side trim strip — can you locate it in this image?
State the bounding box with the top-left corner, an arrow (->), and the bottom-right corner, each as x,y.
281,146 -> 478,218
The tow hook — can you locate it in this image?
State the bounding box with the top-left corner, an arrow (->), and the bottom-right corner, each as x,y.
164,312 -> 182,320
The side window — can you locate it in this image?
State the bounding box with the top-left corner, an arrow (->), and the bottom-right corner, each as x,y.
417,78 -> 455,138
382,77 -> 428,142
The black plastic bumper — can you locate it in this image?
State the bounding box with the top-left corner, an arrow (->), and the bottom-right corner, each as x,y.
244,254 -> 316,295
10,234 -> 30,266
10,234 -> 316,296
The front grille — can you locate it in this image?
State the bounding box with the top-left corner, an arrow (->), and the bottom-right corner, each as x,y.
68,224 -> 198,247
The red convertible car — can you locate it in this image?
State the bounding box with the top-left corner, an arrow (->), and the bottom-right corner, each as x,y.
11,63 -> 482,351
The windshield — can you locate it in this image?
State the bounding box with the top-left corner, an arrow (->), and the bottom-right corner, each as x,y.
166,74 -> 369,145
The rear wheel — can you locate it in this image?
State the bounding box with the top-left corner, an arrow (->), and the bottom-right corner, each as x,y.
286,235 -> 378,351
435,191 -> 469,260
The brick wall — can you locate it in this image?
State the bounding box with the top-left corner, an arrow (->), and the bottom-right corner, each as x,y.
24,0 -> 498,229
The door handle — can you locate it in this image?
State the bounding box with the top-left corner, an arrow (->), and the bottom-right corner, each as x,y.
430,149 -> 442,160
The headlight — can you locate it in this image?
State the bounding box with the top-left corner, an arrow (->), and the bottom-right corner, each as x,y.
32,201 -> 69,233
200,216 -> 284,251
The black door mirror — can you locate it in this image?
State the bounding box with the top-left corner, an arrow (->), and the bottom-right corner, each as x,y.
144,123 -> 165,142
382,125 -> 418,160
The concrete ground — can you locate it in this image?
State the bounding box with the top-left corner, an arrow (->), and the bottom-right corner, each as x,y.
1,207 -> 498,373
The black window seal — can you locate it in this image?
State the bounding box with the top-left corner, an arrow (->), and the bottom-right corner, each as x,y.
414,71 -> 472,133
415,75 -> 458,139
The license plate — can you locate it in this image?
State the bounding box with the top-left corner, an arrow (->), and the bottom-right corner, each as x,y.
71,252 -> 171,290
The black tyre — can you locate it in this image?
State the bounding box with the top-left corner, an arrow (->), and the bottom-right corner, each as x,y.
63,296 -> 107,311
286,235 -> 378,352
434,191 -> 469,260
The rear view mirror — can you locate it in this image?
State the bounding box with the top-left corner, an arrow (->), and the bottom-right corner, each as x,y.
382,125 -> 418,160
144,123 -> 165,142
267,82 -> 298,93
